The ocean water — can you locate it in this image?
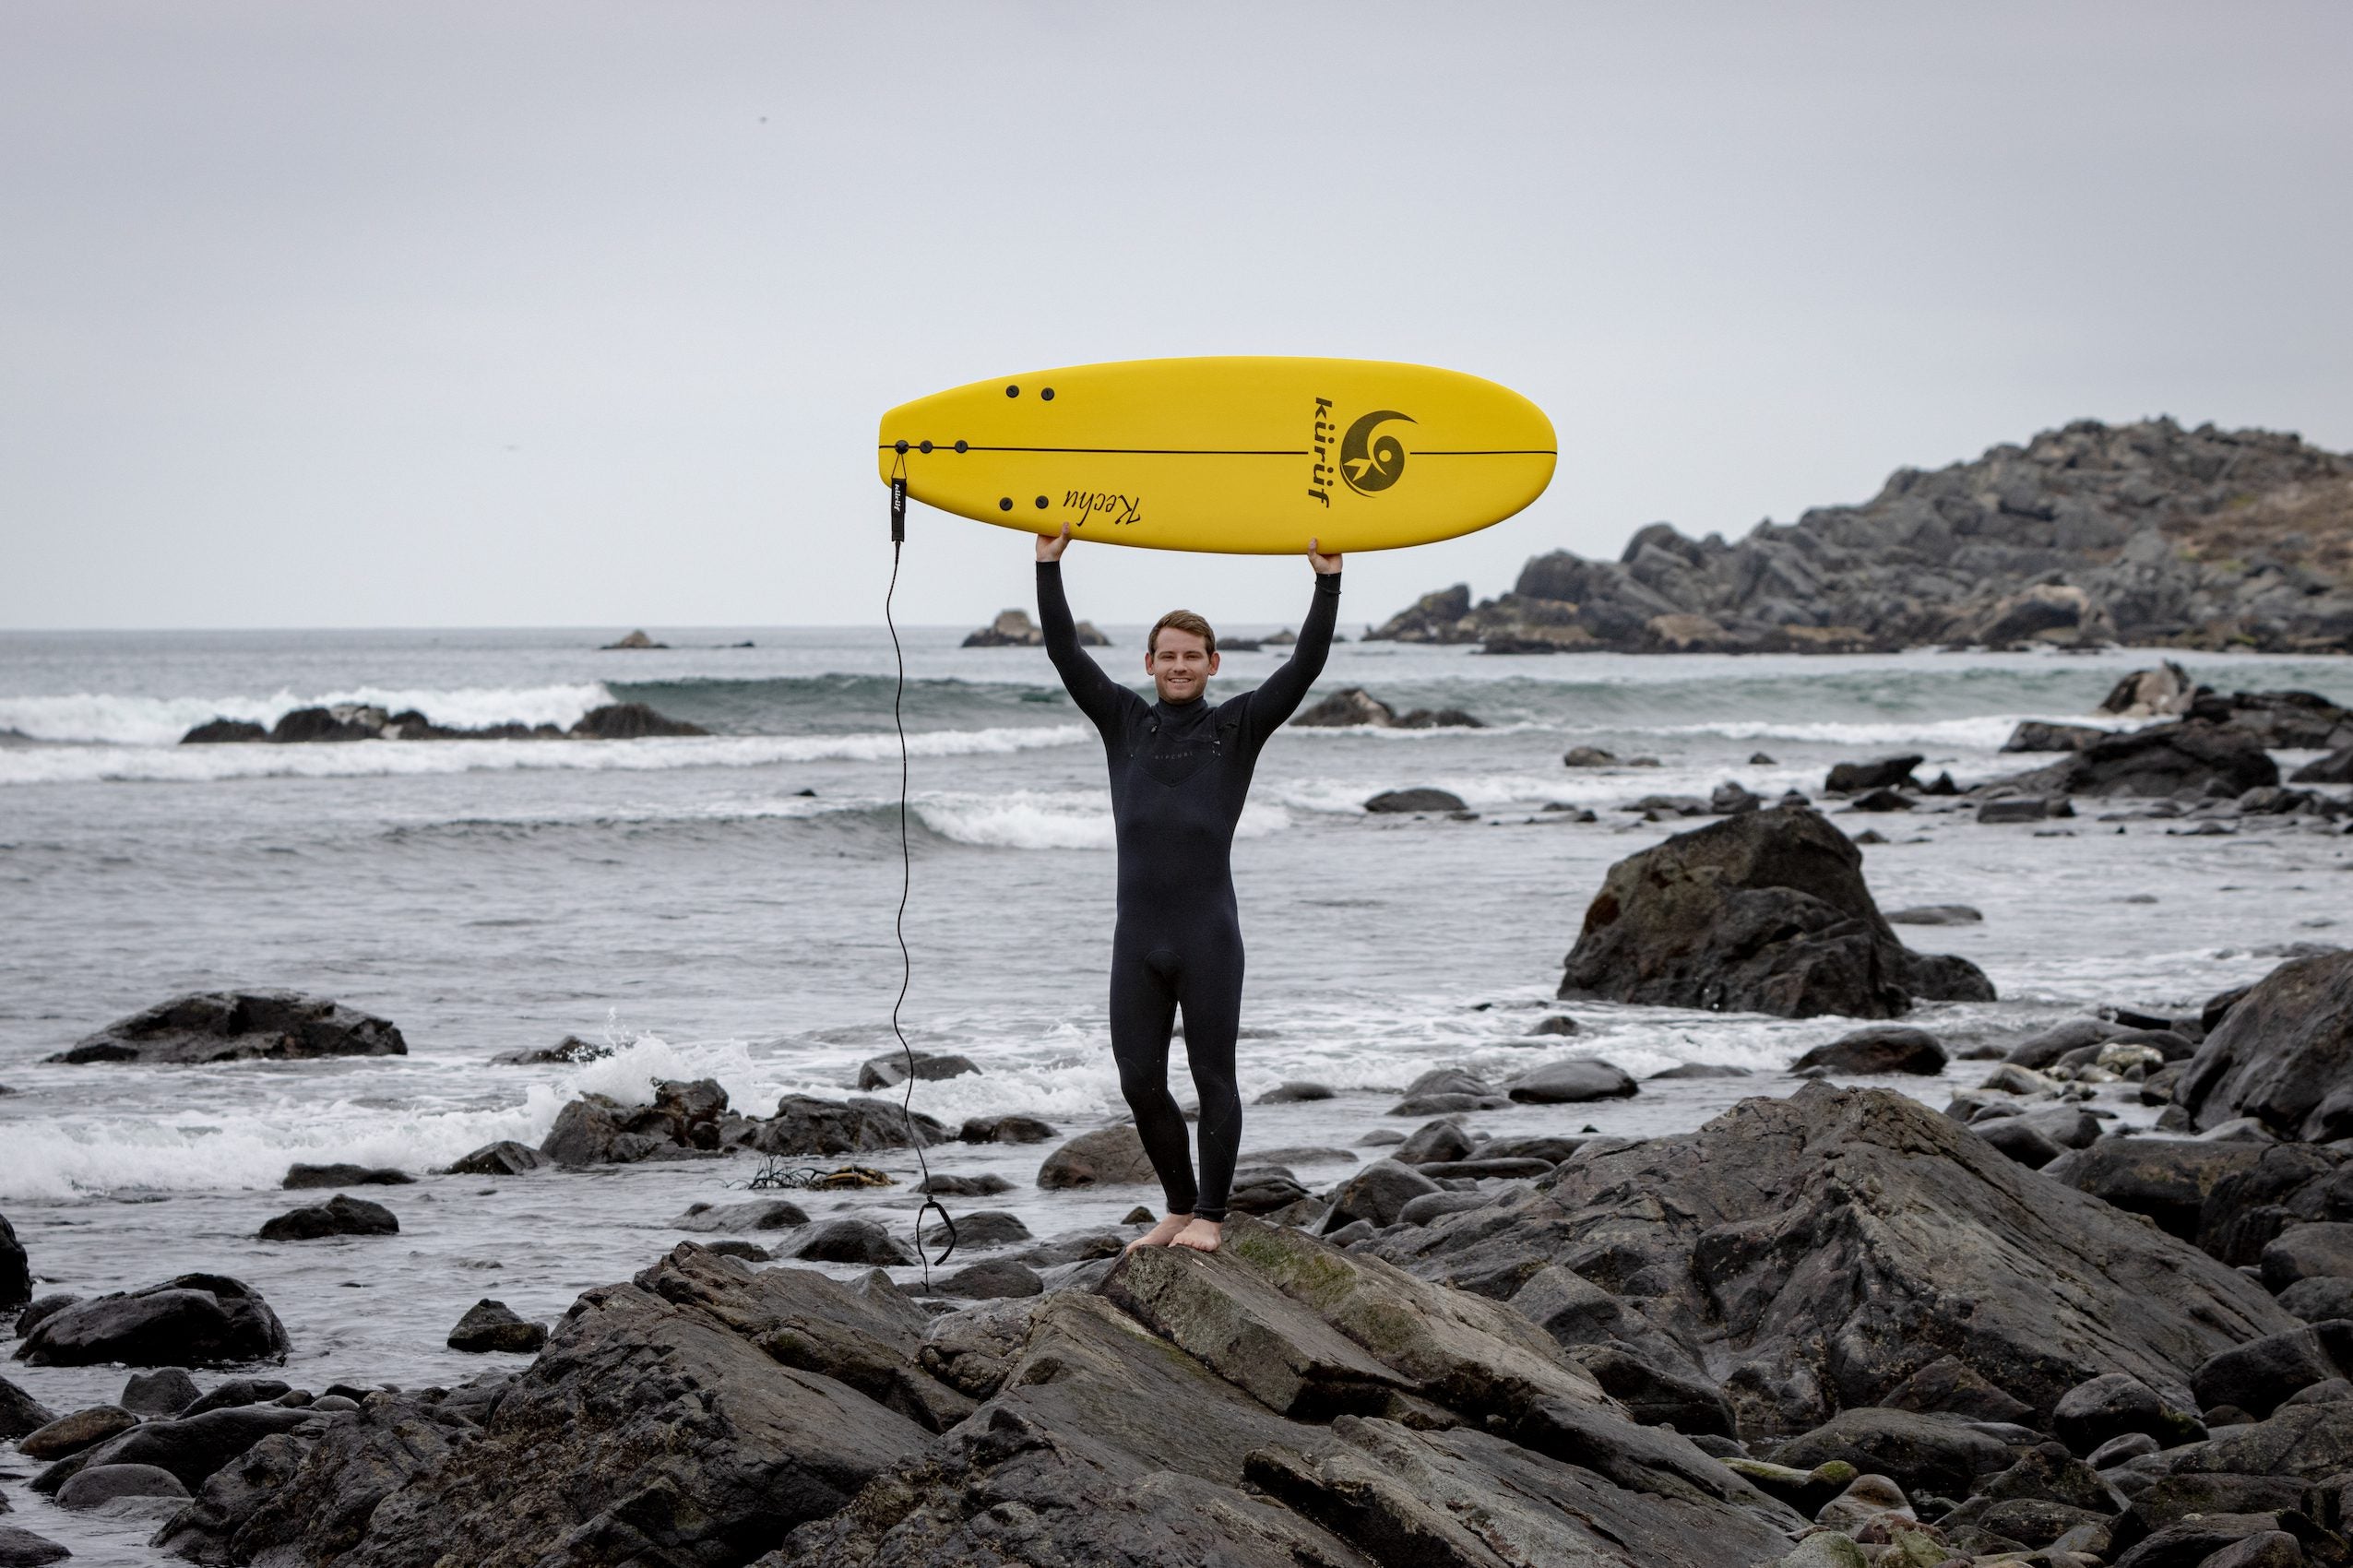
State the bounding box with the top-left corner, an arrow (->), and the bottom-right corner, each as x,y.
3,625 -> 2352,1562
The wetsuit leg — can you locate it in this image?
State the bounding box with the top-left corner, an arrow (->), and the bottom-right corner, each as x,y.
1108,938 -> 1198,1216
1177,925 -> 1244,1223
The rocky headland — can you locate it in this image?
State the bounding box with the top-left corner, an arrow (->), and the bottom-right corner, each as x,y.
1371,418 -> 2353,654
178,701 -> 705,745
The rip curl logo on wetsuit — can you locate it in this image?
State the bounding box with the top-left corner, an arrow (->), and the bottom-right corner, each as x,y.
1339,410 -> 1416,496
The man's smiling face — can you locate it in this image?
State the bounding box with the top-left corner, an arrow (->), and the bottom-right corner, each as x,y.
1146,625 -> 1218,705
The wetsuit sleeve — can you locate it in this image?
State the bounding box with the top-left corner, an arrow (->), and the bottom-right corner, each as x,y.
1038,561 -> 1134,734
1242,570 -> 1341,744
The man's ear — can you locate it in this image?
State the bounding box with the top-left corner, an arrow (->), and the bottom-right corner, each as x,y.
1206,650 -> 1221,677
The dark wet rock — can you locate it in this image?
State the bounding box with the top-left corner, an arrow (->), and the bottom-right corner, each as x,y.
1979,796 -> 2069,824
703,1240 -> 770,1262
1975,1117 -> 2068,1169
671,1198 -> 812,1233
2055,1136 -> 2265,1241
442,1139 -> 549,1176
2293,744 -> 2353,784
257,1193 -> 399,1241
1791,1026 -> 1948,1075
154,1393 -> 460,1567
1395,707 -> 1485,730
177,716 -> 267,743
1709,780 -> 1763,814
118,1365 -> 198,1412
1252,1080 -> 1333,1104
2262,1223 -> 2353,1290
1879,1355 -> 2035,1424
1290,686 -> 1396,727
0,1526 -> 73,1565
19,1404 -> 139,1459
2052,1371 -> 2207,1452
933,1260 -> 1043,1300
1363,1085 -> 2292,1437
32,1402 -> 320,1495
1504,1058 -> 1638,1103
1364,787 -> 1469,814
1975,1439 -> 2120,1512
0,1213 -> 24,1313
181,1376 -> 295,1416
1770,1408 -> 2010,1499
1036,1123 -> 1158,1189
921,1209 -> 1031,1251
795,1218 -> 918,1267
1564,1344 -> 1736,1434
2193,1322 -> 2353,1418
1527,1014 -> 1580,1037
2177,950 -> 2353,1140
1826,755 -> 1923,793
738,1092 -> 946,1158
1227,1170 -> 1313,1215
1323,1159 -> 1442,1231
956,1113 -> 1057,1143
1885,904 -> 1984,925
2077,720 -> 2284,798
917,1171 -> 1013,1197
857,1050 -> 978,1091
1845,786 -> 1915,812
1557,804 -> 1994,1019
282,1162 -> 412,1189
2005,721 -> 2109,753
567,701 -> 707,738
14,1273 -> 290,1368
0,1374 -> 59,1439
279,1248 -> 945,1568
490,1032 -> 613,1065
47,990 -> 406,1064
1396,1119 -> 1476,1165
1563,744 -> 1618,766
2087,1429 -> 2160,1467
1415,1157 -> 1557,1181
55,1460 -> 188,1508
1388,1065 -> 1511,1115
1397,1190 -> 1496,1226
2281,1278 -> 2353,1324
541,1076 -> 731,1164
446,1299 -> 547,1353
1649,1061 -> 1753,1080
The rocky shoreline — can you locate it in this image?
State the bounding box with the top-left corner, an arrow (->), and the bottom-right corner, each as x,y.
1368,418 -> 2353,656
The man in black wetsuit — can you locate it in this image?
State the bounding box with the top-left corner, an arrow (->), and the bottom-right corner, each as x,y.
1036,522 -> 1341,1253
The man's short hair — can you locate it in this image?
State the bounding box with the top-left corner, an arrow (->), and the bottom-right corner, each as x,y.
1149,610 -> 1217,658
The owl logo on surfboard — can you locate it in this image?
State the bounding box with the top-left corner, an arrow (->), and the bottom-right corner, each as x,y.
1340,410 -> 1416,496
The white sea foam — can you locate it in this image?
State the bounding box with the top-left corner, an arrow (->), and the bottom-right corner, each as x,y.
1642,714 -> 2141,751
0,724 -> 1090,786
0,683 -> 619,747
910,790 -> 1289,850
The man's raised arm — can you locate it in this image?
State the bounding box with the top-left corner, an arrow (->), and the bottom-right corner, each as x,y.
1244,540 -> 1343,742
1036,525 -> 1129,732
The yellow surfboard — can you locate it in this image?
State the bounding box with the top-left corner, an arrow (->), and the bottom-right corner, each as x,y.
876,356 -> 1555,554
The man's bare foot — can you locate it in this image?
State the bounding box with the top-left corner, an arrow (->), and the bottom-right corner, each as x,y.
1171,1217 -> 1223,1253
1125,1213 -> 1192,1252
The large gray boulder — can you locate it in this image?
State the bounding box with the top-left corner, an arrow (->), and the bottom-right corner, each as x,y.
541,1077 -> 731,1165
1035,1124 -> 1159,1189
731,1093 -> 946,1158
13,1272 -> 289,1367
309,1249 -> 954,1568
775,1215 -> 1802,1567
2067,720 -> 2281,797
1558,804 -> 1994,1018
2176,950 -> 2353,1140
47,990 -> 406,1064
1361,1084 -> 2292,1437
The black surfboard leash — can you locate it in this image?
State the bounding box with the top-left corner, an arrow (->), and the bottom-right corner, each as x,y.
886,453 -> 956,1287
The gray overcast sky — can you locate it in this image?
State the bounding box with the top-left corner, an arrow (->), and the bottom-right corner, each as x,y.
3,3 -> 2348,632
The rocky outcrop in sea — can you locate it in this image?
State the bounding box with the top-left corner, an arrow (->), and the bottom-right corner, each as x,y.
1371,418 -> 2353,654
179,701 -> 705,744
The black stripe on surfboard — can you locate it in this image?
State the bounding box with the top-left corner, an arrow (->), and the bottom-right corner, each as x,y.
876,445 -> 1556,457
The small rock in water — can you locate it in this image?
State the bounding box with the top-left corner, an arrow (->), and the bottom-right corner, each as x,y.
118,1367 -> 200,1417
1825,755 -> 1923,793
446,1299 -> 548,1354
1791,1027 -> 1947,1076
1844,787 -> 1915,813
257,1193 -> 398,1241
934,1260 -> 1043,1300
918,1172 -> 1014,1196
1121,1206 -> 1157,1224
56,1461 -> 190,1510
1750,752 -> 1777,765
1563,745 -> 1617,767
958,1113 -> 1059,1143
444,1140 -> 551,1176
17,1274 -> 289,1367
671,1198 -> 811,1233
1527,1015 -> 1579,1037
281,1161 -> 412,1189
1646,1062 -> 1752,1079
921,1210 -> 1032,1251
794,1218 -> 917,1266
858,1051 -> 980,1091
1504,1059 -> 1638,1103
1036,1125 -> 1156,1189
703,1240 -> 769,1262
1363,787 -> 1468,814
0,1525 -> 75,1565
1885,904 -> 1983,926
1252,1080 -> 1335,1104
18,1403 -> 140,1459
49,989 -> 407,1065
